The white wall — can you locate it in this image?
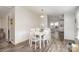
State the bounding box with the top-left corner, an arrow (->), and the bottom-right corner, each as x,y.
0,17 -> 5,29
15,7 -> 41,44
76,8 -> 79,28
0,17 -> 8,40
76,7 -> 79,39
0,18 -> 2,28
64,11 -> 75,40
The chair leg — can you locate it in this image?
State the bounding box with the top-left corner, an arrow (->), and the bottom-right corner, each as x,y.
29,39 -> 30,46
39,41 -> 41,49
47,40 -> 49,46
35,42 -> 36,50
43,40 -> 45,47
30,40 -> 32,48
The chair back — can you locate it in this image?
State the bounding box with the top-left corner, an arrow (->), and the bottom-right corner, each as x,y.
42,28 -> 50,40
30,28 -> 40,40
29,29 -> 35,39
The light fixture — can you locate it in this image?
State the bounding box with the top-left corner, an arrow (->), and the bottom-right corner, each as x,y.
55,22 -> 59,26
50,23 -> 54,26
40,9 -> 44,18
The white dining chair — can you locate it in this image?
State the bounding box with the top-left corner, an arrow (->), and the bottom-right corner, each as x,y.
42,28 -> 51,47
29,29 -> 40,50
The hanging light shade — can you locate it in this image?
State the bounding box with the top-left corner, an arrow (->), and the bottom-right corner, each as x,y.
40,14 -> 44,18
40,9 -> 44,18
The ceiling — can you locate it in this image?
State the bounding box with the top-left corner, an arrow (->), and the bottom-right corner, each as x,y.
0,6 -> 13,17
26,6 -> 77,15
0,6 -> 77,18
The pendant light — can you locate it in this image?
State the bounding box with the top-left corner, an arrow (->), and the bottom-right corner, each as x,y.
40,9 -> 44,18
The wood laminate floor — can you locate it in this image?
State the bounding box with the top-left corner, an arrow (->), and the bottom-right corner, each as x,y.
0,37 -> 71,52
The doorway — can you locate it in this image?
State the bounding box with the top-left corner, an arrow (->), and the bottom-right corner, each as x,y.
47,15 -> 64,41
